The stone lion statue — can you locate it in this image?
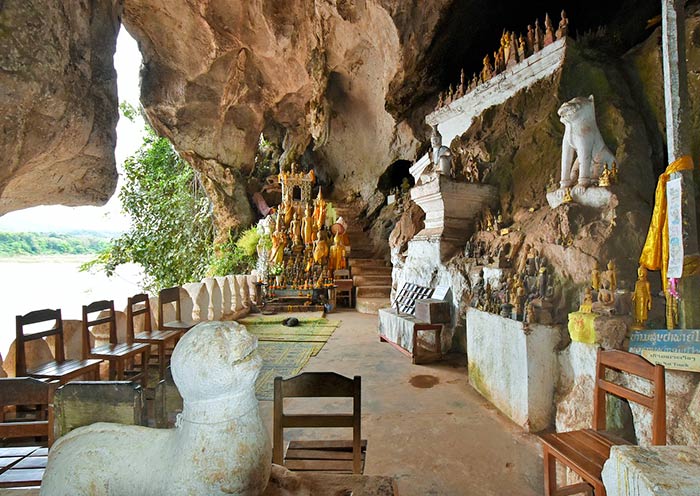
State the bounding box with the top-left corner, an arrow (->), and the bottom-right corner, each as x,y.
558,95 -> 615,188
41,321 -> 271,496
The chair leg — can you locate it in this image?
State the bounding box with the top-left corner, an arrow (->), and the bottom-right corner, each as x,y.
544,447 -> 557,496
158,343 -> 166,381
115,359 -> 125,381
594,482 -> 606,496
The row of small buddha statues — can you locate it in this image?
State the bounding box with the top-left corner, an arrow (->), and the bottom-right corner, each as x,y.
435,11 -> 569,111
469,248 -> 555,324
267,191 -> 348,290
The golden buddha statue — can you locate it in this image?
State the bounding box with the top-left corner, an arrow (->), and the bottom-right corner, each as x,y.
580,287 -> 593,313
562,187 -> 573,203
313,189 -> 327,230
301,204 -> 314,245
591,263 -> 600,291
290,212 -> 302,247
282,201 -> 294,227
313,230 -> 329,264
631,266 -> 651,330
598,163 -> 612,187
269,228 -> 286,266
328,232 -> 347,272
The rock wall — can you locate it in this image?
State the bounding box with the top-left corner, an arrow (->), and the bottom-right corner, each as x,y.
120,0 -> 460,236
0,0 -> 120,214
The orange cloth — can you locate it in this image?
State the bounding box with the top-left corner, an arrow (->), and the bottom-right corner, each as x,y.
639,156 -> 695,287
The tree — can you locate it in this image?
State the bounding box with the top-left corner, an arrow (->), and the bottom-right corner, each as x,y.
86,107 -> 215,291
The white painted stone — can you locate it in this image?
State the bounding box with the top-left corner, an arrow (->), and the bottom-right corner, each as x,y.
41,321 -> 271,496
557,95 -> 616,188
426,38 -> 567,146
546,185 -> 615,209
602,445 -> 700,496
246,274 -> 258,303
466,308 -> 561,432
158,288 -> 195,326
182,282 -> 209,321
215,276 -> 233,319
237,275 -> 251,308
410,176 -> 497,258
49,320 -> 93,361
203,277 -> 223,320
229,275 -> 245,312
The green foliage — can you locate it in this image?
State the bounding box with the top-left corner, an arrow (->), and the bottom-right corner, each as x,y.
235,227 -> 261,257
208,232 -> 256,277
119,101 -> 139,122
0,232 -> 111,257
86,122 -> 215,291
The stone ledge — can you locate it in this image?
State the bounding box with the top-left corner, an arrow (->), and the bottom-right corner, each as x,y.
467,308 -> 562,432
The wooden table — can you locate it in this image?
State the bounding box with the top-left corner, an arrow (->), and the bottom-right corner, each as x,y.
0,447 -> 47,490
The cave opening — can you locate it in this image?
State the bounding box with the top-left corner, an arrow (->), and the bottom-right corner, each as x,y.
377,160 -> 414,194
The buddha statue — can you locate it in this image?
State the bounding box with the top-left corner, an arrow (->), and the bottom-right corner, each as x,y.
631,266 -> 651,329
269,228 -> 287,266
430,125 -> 452,176
290,212 -> 302,247
313,230 -> 330,264
301,204 -> 314,246
328,232 -> 347,272
313,189 -> 327,230
601,260 -> 617,291
591,263 -> 601,291
598,163 -> 612,187
283,201 -> 294,227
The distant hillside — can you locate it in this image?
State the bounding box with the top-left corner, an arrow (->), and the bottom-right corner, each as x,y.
0,231 -> 113,257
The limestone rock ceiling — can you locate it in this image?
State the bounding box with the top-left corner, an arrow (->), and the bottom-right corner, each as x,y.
0,0 -> 661,224
0,0 -> 120,216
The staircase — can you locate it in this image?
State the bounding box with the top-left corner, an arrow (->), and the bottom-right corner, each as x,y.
334,204 -> 392,315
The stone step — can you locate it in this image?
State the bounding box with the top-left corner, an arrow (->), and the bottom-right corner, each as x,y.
353,275 -> 392,286
355,296 -> 391,315
349,265 -> 392,276
349,258 -> 388,268
356,285 -> 391,298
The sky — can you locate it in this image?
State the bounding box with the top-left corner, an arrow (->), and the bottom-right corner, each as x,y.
0,28 -> 144,233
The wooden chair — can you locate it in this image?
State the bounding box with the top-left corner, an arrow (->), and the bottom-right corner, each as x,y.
15,309 -> 101,384
540,349 -> 666,496
334,270 -> 354,308
273,372 -> 366,474
53,381 -> 146,440
0,377 -> 57,445
82,300 -> 150,387
126,293 -> 179,381
158,286 -> 200,333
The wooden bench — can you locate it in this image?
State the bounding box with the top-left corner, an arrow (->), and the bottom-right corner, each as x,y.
82,300 -> 150,387
15,309 -> 101,384
127,293 -> 179,381
158,287 -> 200,333
540,349 -> 666,496
273,372 -> 365,474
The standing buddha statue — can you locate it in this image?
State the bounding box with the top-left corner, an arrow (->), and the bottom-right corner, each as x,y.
313,189 -> 327,230
631,266 -> 652,330
302,204 -> 314,246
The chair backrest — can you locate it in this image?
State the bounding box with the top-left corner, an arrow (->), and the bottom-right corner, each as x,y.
82,300 -> 119,357
592,349 -> 666,445
0,377 -> 57,445
126,293 -> 153,340
53,381 -> 146,440
334,269 -> 350,279
273,372 -> 362,473
158,287 -> 181,328
16,309 -> 65,376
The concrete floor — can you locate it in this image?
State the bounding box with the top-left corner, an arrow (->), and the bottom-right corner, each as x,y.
258,309 -> 544,496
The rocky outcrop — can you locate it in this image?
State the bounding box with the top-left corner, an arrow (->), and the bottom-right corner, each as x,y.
0,0 -> 120,215
119,0 -> 457,234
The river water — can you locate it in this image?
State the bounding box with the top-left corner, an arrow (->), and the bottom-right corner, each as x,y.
0,256 -> 144,359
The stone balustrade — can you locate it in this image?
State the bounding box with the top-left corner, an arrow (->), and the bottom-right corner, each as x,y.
0,272 -> 257,377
